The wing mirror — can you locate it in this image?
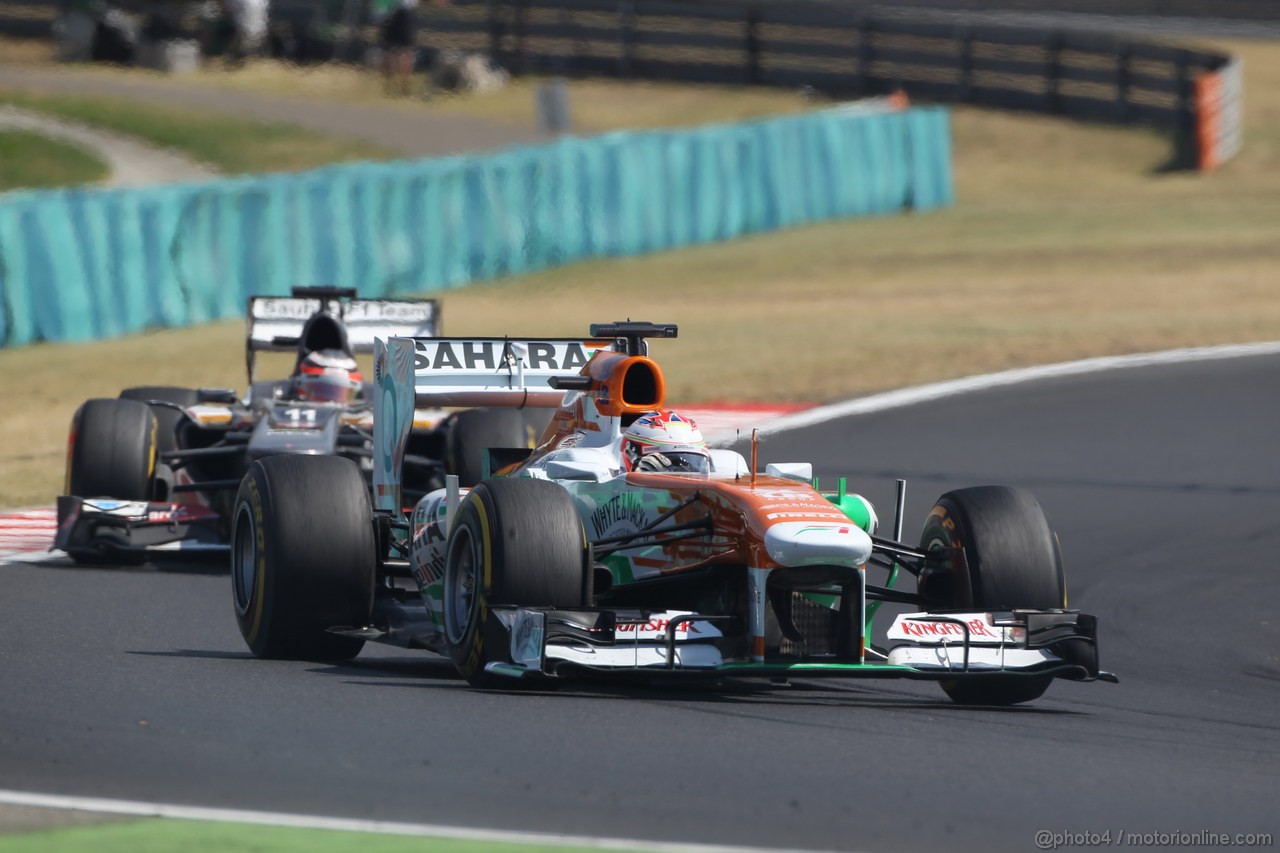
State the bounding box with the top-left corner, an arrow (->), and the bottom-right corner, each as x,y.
765,462 -> 813,483
197,387 -> 239,404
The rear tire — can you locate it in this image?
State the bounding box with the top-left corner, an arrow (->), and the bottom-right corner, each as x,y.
446,408 -> 536,485
119,386 -> 198,453
443,478 -> 590,686
231,455 -> 375,661
918,486 -> 1066,706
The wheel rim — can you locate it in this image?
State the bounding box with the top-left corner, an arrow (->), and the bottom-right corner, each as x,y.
443,524 -> 477,645
232,503 -> 257,616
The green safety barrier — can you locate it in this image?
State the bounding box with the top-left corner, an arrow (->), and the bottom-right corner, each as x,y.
0,105 -> 952,346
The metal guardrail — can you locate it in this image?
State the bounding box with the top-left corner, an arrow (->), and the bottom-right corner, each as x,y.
0,3 -> 59,39
425,0 -> 1238,168
832,1 -> 1280,21
765,0 -> 1280,21
1,0 -> 1244,168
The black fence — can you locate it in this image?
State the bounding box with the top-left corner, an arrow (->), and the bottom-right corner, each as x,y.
405,0 -> 1232,135
805,0 -> 1280,21
3,0 -> 1241,155
0,2 -> 57,39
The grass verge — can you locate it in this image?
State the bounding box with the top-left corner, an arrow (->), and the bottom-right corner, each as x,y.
0,128 -> 108,190
0,40 -> 1277,508
0,88 -> 393,174
0,817 -> 612,852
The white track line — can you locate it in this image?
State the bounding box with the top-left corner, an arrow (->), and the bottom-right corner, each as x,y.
727,342 -> 1280,441
0,790 -> 830,853
0,551 -> 60,563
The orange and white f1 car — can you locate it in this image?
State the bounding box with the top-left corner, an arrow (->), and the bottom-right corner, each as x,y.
230,322 -> 1115,705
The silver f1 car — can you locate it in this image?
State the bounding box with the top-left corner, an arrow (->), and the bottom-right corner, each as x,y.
57,287 -> 541,564
231,321 -> 1116,705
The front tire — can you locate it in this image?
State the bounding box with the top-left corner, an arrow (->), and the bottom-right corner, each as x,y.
65,399 -> 159,565
919,485 -> 1066,706
232,455 -> 375,661
67,398 -> 158,500
443,478 -> 590,686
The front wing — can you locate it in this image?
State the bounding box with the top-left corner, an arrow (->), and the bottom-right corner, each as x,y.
55,497 -> 228,559
479,607 -> 1117,684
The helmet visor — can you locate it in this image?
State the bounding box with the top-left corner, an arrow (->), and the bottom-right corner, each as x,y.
298,375 -> 357,404
635,450 -> 711,474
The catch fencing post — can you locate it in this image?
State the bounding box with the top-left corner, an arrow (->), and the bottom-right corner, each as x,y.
746,8 -> 761,86
1115,43 -> 1133,122
856,17 -> 874,96
956,25 -> 973,102
619,0 -> 635,77
1046,32 -> 1063,114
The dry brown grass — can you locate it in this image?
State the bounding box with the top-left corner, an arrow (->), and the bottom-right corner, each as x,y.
0,35 -> 56,64
2,39 -> 1278,508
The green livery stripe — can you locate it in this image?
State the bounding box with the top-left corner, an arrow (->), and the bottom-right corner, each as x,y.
822,493 -> 876,533
865,560 -> 901,632
800,592 -> 839,609
603,554 -> 634,584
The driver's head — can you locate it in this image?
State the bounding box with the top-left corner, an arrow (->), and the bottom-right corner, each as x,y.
621,411 -> 711,474
294,349 -> 362,404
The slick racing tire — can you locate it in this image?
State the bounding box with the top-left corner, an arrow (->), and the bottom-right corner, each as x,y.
119,386 -> 198,453
919,486 -> 1066,706
445,408 -> 536,486
67,398 -> 158,501
65,398 -> 159,565
232,455 -> 375,662
442,478 -> 591,687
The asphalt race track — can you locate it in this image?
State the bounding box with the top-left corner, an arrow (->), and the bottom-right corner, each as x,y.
3,353 -> 1278,852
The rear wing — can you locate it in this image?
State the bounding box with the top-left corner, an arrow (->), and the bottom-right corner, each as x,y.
408,337 -> 613,408
245,293 -> 439,381
372,336 -> 612,514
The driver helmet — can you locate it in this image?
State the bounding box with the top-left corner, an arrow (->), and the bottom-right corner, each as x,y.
295,349 -> 362,404
621,411 -> 711,474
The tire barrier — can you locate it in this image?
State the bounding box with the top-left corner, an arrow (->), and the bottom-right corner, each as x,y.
0,104 -> 952,347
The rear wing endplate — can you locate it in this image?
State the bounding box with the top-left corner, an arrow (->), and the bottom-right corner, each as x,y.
371,336 -> 612,515
373,338 -> 417,515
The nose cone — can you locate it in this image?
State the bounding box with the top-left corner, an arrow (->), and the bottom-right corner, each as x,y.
764,522 -> 873,568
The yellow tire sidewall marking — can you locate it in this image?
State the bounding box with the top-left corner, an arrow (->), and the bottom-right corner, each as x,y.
460,492 -> 493,676
64,412 -> 77,496
147,415 -> 157,481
